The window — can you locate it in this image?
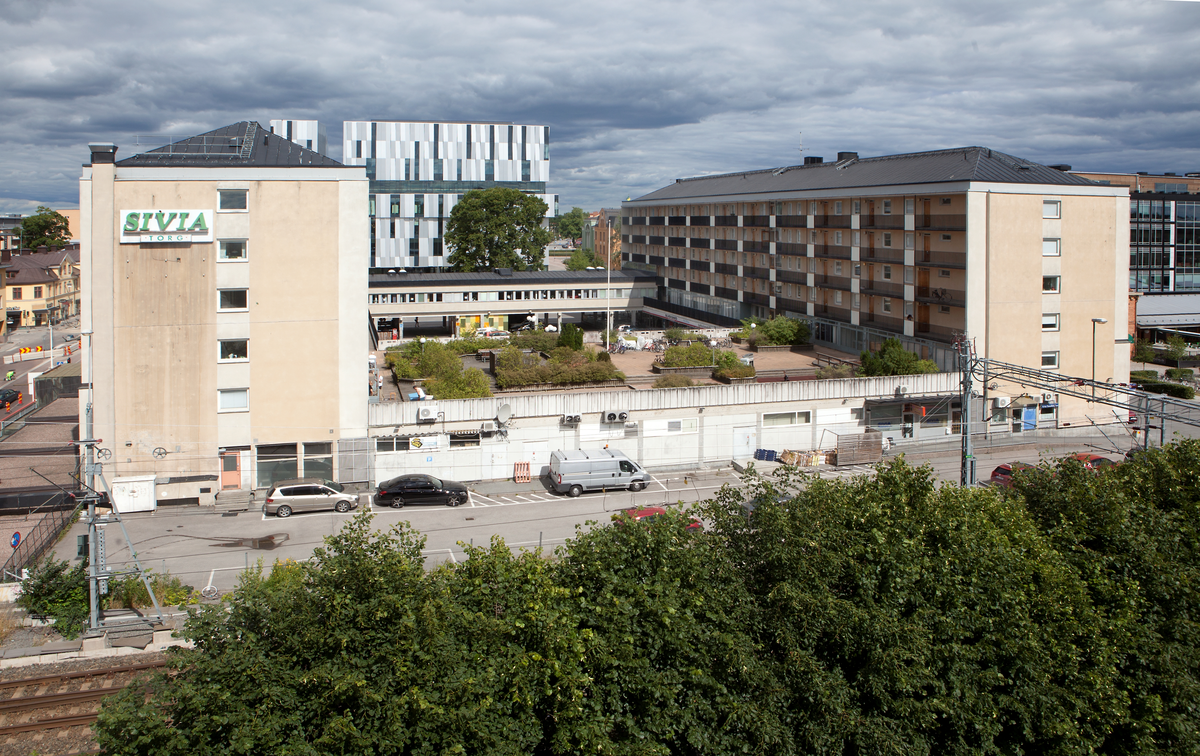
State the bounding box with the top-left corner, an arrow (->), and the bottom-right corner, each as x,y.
882,298 -> 892,313
33,286 -> 41,299
904,267 -> 914,284
905,198 -> 914,214
219,190 -> 247,211
905,233 -> 914,249
853,264 -> 861,277
219,241 -> 247,260
763,411 -> 811,426
883,199 -> 892,215
853,201 -> 860,214
810,201 -> 819,214
941,233 -> 952,241
834,291 -> 843,305
852,231 -> 860,246
834,230 -> 843,245
883,232 -> 893,247
834,261 -> 843,275
834,201 -> 843,215
219,289 -> 248,310
218,388 -> 249,412
1042,276 -> 1061,293
853,293 -> 860,309
808,287 -> 816,301
1042,313 -> 1060,331
882,265 -> 893,280
1042,200 -> 1061,219
940,197 -> 952,206
1041,351 -> 1060,369
1042,238 -> 1061,257
219,339 -> 248,361
11,288 -> 20,301
939,305 -> 951,314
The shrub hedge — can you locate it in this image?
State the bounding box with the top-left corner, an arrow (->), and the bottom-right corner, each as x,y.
494,345 -> 624,389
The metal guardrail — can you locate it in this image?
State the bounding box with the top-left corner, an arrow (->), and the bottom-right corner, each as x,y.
2,495 -> 79,580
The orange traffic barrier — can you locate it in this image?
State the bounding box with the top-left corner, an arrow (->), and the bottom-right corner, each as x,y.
514,461 -> 531,484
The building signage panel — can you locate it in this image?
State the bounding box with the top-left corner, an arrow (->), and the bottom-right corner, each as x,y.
119,210 -> 213,244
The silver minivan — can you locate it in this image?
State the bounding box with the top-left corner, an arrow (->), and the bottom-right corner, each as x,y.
264,478 -> 359,517
547,449 -> 650,497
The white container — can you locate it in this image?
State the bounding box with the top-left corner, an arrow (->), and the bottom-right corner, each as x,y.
110,475 -> 157,513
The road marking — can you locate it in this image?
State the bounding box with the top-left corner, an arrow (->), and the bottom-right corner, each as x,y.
470,493 -> 503,506
421,547 -> 457,564
498,496 -> 518,503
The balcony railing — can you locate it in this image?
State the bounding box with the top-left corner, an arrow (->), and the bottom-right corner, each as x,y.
776,215 -> 809,228
861,215 -> 906,229
744,267 -> 770,280
648,236 -> 665,246
690,260 -> 711,272
668,237 -> 686,247
862,247 -> 906,263
814,274 -> 852,291
668,258 -> 686,268
714,287 -> 739,301
862,313 -> 905,332
776,297 -> 807,313
915,250 -> 967,269
745,292 -> 771,306
714,239 -> 738,251
649,216 -> 665,225
668,216 -> 688,226
744,240 -> 770,253
777,242 -> 806,255
715,216 -> 738,227
743,216 -> 770,227
812,215 -> 852,229
689,237 -> 711,249
916,287 -> 966,308
813,244 -> 852,260
915,214 -> 966,231
915,321 -> 962,344
776,269 -> 807,285
714,262 -> 738,276
690,216 -> 710,226
817,305 -> 853,323
862,280 -> 906,298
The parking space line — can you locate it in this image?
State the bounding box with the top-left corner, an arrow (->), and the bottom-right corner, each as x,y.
470,493 -> 503,506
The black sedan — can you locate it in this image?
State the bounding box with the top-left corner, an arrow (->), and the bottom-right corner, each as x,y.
375,474 -> 468,508
0,388 -> 19,406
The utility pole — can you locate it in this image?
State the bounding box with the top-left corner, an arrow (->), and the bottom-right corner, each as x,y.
956,334 -> 976,487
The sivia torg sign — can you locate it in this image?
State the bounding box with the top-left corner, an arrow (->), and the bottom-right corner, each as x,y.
120,210 -> 213,244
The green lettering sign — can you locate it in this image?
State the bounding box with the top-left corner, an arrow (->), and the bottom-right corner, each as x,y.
123,213 -> 140,232
187,213 -> 208,232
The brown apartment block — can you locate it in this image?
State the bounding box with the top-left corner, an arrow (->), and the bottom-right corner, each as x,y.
623,147 -> 1131,429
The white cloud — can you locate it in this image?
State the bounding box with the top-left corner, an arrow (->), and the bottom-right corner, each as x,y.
0,0 -> 1198,212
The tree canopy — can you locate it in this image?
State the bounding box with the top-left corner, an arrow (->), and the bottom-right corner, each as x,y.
95,445 -> 1200,755
564,246 -> 596,271
445,188 -> 550,272
859,337 -> 940,376
17,206 -> 71,249
554,206 -> 586,242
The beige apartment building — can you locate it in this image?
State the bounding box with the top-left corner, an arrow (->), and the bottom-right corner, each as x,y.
80,122 -> 368,501
4,248 -> 79,329
623,148 -> 1131,430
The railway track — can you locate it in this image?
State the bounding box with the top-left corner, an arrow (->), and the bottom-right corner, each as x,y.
0,659 -> 169,753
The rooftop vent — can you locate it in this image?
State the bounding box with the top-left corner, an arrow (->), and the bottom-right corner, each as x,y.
1137,171 -> 1149,176
88,143 -> 118,164
1165,172 -> 1178,176
804,156 -> 824,165
837,151 -> 859,161
1048,164 -> 1072,172
494,267 -> 513,277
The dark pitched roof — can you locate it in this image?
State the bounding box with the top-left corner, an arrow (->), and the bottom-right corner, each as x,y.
632,147 -> 1103,202
115,121 -> 344,168
6,250 -> 76,285
368,268 -> 655,289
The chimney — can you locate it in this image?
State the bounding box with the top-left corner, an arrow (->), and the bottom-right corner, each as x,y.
804,156 -> 824,165
837,152 -> 859,161
88,143 -> 117,165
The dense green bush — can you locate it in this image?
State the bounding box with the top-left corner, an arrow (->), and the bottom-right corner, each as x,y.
557,323 -> 584,350
1130,369 -> 1159,382
734,317 -> 810,346
107,571 -> 196,610
714,363 -> 756,380
509,331 -> 558,352
385,341 -> 492,399
652,375 -> 695,388
18,556 -> 88,639
859,338 -> 939,376
1166,367 -> 1195,381
494,345 -> 624,389
1141,381 -> 1196,399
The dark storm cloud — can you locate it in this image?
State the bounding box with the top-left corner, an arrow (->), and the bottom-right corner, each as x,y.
0,0 -> 1198,213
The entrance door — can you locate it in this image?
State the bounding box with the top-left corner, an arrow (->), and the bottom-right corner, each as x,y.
917,268 -> 930,299
220,451 -> 241,490
733,427 -> 756,459
902,413 -> 915,438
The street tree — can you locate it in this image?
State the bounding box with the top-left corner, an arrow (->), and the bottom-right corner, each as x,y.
564,247 -> 595,271
554,206 -> 586,242
445,187 -> 550,272
17,206 -> 71,249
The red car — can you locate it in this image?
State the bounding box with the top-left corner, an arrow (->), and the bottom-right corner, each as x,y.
987,462 -> 1036,487
1069,453 -> 1119,471
615,506 -> 703,531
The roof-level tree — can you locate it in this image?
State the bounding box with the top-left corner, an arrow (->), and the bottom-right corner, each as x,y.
16,206 -> 71,249
445,188 -> 550,272
553,207 -> 586,242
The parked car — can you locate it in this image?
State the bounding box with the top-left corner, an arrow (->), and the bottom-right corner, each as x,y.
264,479 -> 358,518
1069,453 -> 1119,471
0,388 -> 19,405
375,474 -> 469,508
547,449 -> 651,497
511,321 -> 537,332
987,462 -> 1036,487
479,329 -> 510,339
615,506 -> 703,531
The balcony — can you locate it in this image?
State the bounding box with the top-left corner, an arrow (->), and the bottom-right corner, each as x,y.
668,258 -> 686,268
715,216 -> 738,227
745,291 -> 771,306
743,216 -> 770,227
648,236 -> 665,246
860,215 -> 906,230
861,313 -> 905,333
776,297 -> 807,313
777,242 -> 806,255
862,247 -> 906,263
648,255 -> 664,266
812,215 -> 852,229
816,305 -> 853,323
690,282 -> 710,295
668,279 -> 686,290
744,267 -> 770,280
715,286 -> 739,300
668,216 -> 688,226
628,217 -> 645,226
776,214 -> 809,228
813,244 -> 852,260
668,237 -> 686,247
776,269 -> 807,285
689,237 -> 711,249
690,216 -> 711,226
814,274 -> 852,291
915,321 -> 962,344
714,262 -> 739,275
916,287 -> 966,308
649,216 -> 665,226
915,214 -> 966,231
690,260 -> 711,272
714,239 -> 738,251
915,250 -> 967,269
630,235 -> 646,245
744,240 -> 770,253
862,280 -> 905,298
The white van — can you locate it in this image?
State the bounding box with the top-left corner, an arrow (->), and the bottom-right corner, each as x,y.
547,449 -> 651,497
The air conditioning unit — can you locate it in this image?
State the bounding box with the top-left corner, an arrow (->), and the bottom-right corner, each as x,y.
1041,393 -> 1055,404
994,397 -> 1011,408
603,410 -> 629,423
560,414 -> 581,425
416,405 -> 440,422
480,420 -> 497,433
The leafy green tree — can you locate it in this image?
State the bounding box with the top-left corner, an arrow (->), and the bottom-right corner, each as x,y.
556,323 -> 583,350
16,206 -> 71,249
17,556 -> 88,639
554,206 -> 586,242
1133,338 -> 1155,363
564,247 -> 596,271
445,188 -> 550,272
1165,333 -> 1189,362
859,337 -> 939,376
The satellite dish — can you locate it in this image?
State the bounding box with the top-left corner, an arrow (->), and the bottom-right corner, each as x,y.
496,403 -> 512,425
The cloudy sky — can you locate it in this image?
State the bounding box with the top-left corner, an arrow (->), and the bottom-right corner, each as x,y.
2,0 -> 1199,215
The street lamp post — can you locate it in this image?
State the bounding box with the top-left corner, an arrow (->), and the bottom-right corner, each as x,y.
1091,317 -> 1108,401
